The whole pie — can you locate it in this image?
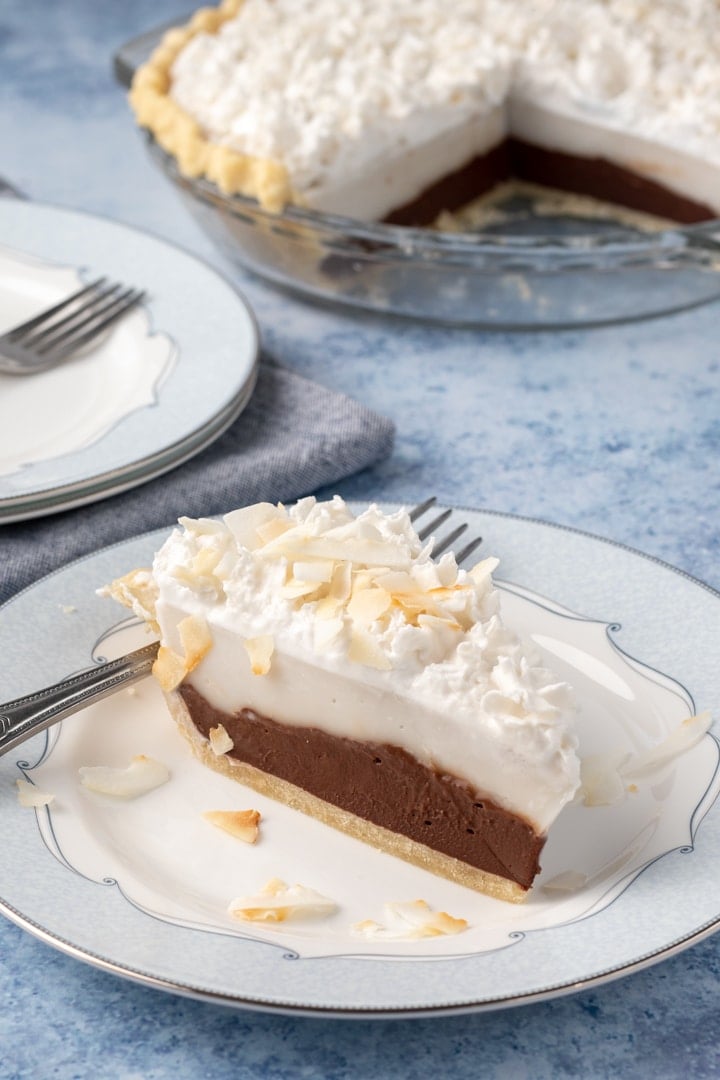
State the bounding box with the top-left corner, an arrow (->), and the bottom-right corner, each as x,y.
130,0 -> 720,225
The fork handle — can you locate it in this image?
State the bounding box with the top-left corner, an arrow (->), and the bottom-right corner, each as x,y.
0,642 -> 158,757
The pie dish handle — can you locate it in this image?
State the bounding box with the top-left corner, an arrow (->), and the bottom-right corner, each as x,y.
0,642 -> 158,757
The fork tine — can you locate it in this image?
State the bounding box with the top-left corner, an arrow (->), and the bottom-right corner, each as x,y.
6,277 -> 107,341
408,495 -> 436,522
30,284 -> 127,352
431,522 -> 468,558
454,536 -> 483,565
409,499 -> 483,566
39,289 -> 146,362
416,507 -> 452,541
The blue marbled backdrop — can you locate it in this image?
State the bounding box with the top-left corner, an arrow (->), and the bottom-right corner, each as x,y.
1,2 -> 719,1077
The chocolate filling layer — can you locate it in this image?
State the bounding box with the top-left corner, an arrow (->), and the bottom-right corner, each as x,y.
384,137 -> 715,226
385,141 -> 511,226
180,683 -> 544,890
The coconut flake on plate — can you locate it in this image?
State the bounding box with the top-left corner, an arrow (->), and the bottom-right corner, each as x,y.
541,870 -> 590,894
621,711 -> 712,779
227,878 -> 337,922
351,900 -> 468,940
16,778 -> 55,808
579,711 -> 713,806
579,752 -> 630,807
79,754 -> 169,798
203,808 -> 261,843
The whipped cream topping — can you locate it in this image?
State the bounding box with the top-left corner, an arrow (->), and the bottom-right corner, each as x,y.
171,0 -> 512,199
510,0 -> 720,162
148,497 -> 580,832
169,0 -> 720,215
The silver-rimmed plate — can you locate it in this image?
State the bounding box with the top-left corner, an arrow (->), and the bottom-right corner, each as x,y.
0,506 -> 718,1016
0,201 -> 258,522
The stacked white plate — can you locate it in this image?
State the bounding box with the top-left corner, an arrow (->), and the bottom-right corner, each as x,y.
0,201 -> 259,523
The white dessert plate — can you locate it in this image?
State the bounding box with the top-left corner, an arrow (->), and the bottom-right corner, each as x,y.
0,201 -> 258,522
1,506 -> 719,1017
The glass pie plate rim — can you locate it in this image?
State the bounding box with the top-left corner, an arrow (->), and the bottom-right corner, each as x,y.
146,135 -> 720,328
147,135 -> 720,265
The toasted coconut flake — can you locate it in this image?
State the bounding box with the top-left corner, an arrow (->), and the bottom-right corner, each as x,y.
622,711 -> 712,778
580,713 -> 714,807
352,900 -> 468,940
255,517 -> 294,545
79,754 -> 169,798
352,570 -> 377,591
375,570 -> 416,595
152,644 -> 187,691
252,521 -> 303,553
348,627 -> 392,670
179,515 -> 225,536
417,613 -> 462,633
428,584 -> 471,599
191,547 -> 223,577
292,560 -> 336,583
347,585 -> 392,625
243,635 -> 274,675
178,614 -> 213,672
280,579 -> 323,600
16,779 -> 55,808
579,753 -> 628,807
328,561 -> 352,602
436,552 -> 459,587
228,878 -> 337,922
100,568 -> 159,629
203,809 -> 260,843
209,724 -> 234,755
223,503 -> 288,551
265,535 -> 411,569
469,557 -> 500,585
172,564 -> 220,594
315,595 -> 343,620
313,616 -> 344,654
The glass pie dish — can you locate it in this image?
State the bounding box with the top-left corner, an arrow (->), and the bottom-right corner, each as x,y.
117,32 -> 720,329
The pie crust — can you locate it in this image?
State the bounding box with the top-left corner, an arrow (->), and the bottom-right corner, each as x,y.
129,0 -> 294,211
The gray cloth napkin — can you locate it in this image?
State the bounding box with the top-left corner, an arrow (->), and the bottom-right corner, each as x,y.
2,356 -> 395,604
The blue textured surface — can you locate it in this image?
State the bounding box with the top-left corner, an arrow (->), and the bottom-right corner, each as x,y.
1,2 -> 720,1076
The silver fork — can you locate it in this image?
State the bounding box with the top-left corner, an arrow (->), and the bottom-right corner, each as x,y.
410,495 -> 483,564
0,500 -> 482,756
0,277 -> 146,375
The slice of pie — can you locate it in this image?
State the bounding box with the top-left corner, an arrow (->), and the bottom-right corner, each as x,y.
106,497 -> 580,903
129,0 -> 720,224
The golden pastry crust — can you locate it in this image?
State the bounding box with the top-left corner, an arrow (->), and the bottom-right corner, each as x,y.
166,688 -> 529,904
129,0 -> 294,211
